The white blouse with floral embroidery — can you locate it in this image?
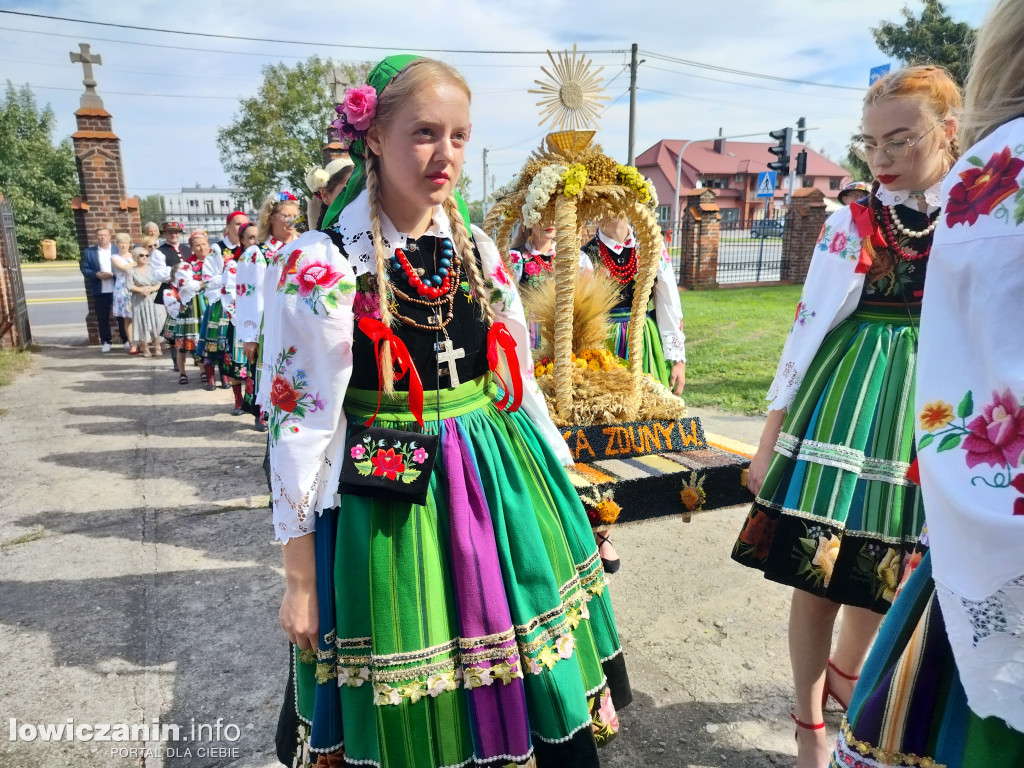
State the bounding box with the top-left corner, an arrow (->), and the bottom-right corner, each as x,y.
265,190 -> 573,544
763,206 -> 867,411
915,118 -> 1024,733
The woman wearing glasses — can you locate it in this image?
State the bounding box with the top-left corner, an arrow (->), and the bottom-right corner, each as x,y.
731,65 -> 961,768
233,192 -> 300,431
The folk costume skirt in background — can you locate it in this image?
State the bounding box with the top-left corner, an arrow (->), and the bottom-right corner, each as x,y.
832,552 -> 1024,767
283,376 -> 631,768
169,294 -> 207,354
606,308 -> 671,390
198,300 -> 227,363
732,305 -> 924,612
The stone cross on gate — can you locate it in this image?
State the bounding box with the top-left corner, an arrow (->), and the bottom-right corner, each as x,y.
69,43 -> 104,110
326,66 -> 350,105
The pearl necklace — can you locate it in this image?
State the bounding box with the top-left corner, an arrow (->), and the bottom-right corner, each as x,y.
887,206 -> 937,239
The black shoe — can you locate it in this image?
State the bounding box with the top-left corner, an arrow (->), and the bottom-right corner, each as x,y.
232,407 -> 243,416
254,420 -> 268,433
596,532 -> 621,574
204,383 -> 216,392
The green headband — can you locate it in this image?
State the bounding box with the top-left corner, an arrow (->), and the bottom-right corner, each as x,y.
321,53 -> 472,234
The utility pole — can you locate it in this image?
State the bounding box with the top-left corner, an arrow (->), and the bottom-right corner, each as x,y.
482,147 -> 489,218
627,43 -> 639,166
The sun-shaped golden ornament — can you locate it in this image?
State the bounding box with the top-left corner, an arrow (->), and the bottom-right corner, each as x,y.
529,44 -> 609,135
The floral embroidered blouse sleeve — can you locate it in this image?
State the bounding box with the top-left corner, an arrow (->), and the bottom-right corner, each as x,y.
914,118 -> 1024,732
234,244 -> 267,343
474,226 -> 574,466
764,205 -> 866,411
654,247 -> 686,363
174,260 -> 202,304
201,250 -> 225,305
264,233 -> 357,543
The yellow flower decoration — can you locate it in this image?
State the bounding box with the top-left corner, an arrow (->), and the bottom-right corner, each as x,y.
812,534 -> 841,586
616,164 -> 652,204
919,400 -> 955,431
561,163 -> 588,197
876,548 -> 901,603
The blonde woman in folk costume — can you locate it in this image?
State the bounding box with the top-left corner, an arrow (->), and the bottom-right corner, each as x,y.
731,65 -> 961,768
233,192 -> 299,431
268,54 -> 630,768
833,1 -> 1024,764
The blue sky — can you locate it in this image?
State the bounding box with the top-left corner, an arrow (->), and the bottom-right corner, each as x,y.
0,0 -> 989,206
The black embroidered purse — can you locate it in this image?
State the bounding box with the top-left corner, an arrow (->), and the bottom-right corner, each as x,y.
339,425 -> 438,505
338,316 -> 438,506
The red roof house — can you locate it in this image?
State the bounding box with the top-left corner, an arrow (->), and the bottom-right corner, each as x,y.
636,137 -> 850,224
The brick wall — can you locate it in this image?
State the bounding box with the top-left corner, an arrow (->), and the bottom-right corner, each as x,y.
71,107 -> 142,344
781,188 -> 828,283
678,189 -> 720,289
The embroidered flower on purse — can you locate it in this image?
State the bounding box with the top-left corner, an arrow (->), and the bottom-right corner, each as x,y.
349,434 -> 427,485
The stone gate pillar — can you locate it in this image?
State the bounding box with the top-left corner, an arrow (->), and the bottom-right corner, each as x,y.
678,188 -> 720,289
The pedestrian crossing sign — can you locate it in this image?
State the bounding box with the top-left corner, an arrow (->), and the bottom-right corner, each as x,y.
756,171 -> 776,198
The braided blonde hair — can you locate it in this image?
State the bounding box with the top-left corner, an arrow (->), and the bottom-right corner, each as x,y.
365,154 -> 397,395
442,196 -> 493,327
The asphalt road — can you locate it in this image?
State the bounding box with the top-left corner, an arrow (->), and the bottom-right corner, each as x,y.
21,263 -> 90,344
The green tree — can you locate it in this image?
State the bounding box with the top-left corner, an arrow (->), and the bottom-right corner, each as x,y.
0,83 -> 79,261
138,194 -> 164,227
872,0 -> 976,87
217,57 -> 372,206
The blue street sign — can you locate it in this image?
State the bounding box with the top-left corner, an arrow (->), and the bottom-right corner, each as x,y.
869,64 -> 891,85
756,171 -> 776,198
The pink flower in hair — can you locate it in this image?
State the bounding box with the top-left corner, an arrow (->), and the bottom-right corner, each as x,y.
342,85 -> 378,132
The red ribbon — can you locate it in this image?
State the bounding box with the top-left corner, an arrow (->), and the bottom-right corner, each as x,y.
905,457 -> 921,487
487,322 -> 523,412
849,201 -> 875,274
357,317 -> 425,428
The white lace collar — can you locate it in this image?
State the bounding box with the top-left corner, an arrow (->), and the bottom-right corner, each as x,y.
875,180 -> 943,212
597,227 -> 636,253
333,189 -> 452,274
523,239 -> 555,257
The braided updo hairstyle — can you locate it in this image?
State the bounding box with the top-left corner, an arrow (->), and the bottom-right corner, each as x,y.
362,58 -> 492,394
861,65 -> 962,282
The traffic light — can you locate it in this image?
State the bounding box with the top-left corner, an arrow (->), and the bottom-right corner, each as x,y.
795,150 -> 808,176
796,117 -> 806,144
768,127 -> 792,176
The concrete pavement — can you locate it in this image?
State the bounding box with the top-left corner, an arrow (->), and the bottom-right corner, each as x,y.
0,344 -> 812,768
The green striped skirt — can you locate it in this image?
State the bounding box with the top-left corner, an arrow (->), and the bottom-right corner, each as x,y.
607,308 -> 671,389
286,376 -> 631,768
732,305 -> 924,612
833,551 -> 1024,767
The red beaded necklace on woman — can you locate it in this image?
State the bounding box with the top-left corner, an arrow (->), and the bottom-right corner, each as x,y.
597,238 -> 638,284
874,204 -> 939,261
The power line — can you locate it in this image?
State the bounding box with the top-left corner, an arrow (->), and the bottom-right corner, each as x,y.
0,10 -> 626,55
11,82 -> 238,101
641,50 -> 863,92
644,64 -> 861,103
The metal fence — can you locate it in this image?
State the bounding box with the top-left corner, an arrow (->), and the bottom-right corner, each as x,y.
716,212 -> 791,284
0,198 -> 31,348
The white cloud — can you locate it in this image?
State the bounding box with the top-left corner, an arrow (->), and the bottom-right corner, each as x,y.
0,0 -> 989,204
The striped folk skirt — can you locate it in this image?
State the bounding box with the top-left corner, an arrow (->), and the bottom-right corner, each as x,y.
607,308 -> 671,389
732,305 -> 924,612
282,376 -> 631,768
198,300 -> 228,361
833,551 -> 1024,767
169,295 -> 207,354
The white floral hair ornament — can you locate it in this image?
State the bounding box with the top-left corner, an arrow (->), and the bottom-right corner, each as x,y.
304,157 -> 355,194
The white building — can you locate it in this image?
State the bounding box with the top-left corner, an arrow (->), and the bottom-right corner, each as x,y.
159,185 -> 254,233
